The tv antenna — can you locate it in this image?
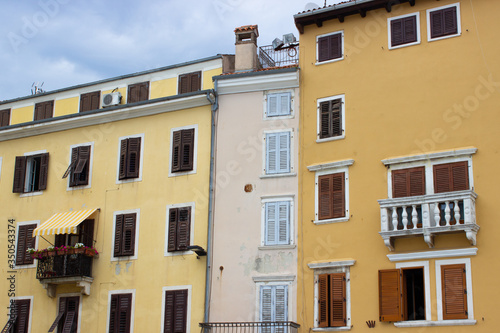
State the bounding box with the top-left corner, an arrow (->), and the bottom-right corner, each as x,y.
31,82 -> 45,95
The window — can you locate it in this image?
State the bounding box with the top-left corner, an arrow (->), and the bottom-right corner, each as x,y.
317,31 -> 343,63
317,95 -> 345,141
266,92 -> 291,117
0,108 -> 10,127
55,219 -> 94,248
427,3 -> 461,41
113,213 -> 137,258
48,296 -> 79,333
3,298 -> 31,333
13,152 -> 49,193
118,136 -> 143,181
260,285 -> 287,331
108,293 -> 133,333
265,131 -> 291,175
64,145 -> 92,187
127,82 -> 149,103
388,13 -> 420,49
178,71 -> 201,94
167,207 -> 191,252
171,128 -> 195,174
34,101 -> 54,120
264,201 -> 290,246
15,223 -> 37,266
163,289 -> 188,333
80,91 -> 100,112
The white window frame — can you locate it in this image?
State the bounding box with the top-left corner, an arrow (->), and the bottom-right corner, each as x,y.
316,94 -> 345,143
111,209 -> 140,262
67,142 -> 94,191
19,149 -> 47,197
395,261 -> 432,322
309,159 -> 354,225
316,30 -> 344,65
261,129 -> 295,177
9,296 -> 33,333
426,3 -> 461,42
115,133 -> 145,184
261,196 -> 294,246
309,260 -> 354,331
387,12 -> 421,50
164,202 -> 196,257
168,124 -> 198,177
264,90 -> 294,119
254,278 -> 294,323
57,293 -> 82,333
435,258 -> 474,322
106,290 -> 136,333
14,220 -> 39,269
161,285 -> 192,333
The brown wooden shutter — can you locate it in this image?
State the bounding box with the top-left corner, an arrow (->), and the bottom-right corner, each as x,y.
171,131 -> 182,172
13,156 -> 26,193
318,274 -> 329,327
177,207 -> 191,251
391,16 -> 417,47
178,74 -> 189,94
118,294 -> 132,333
122,214 -> 136,256
164,290 -> 187,333
441,264 -> 467,320
392,167 -> 425,198
73,145 -> 91,186
379,269 -> 402,322
391,19 -> 403,47
119,139 -> 128,180
168,208 -> 178,252
332,173 -> 345,218
164,291 -> 175,332
37,153 -> 49,191
60,297 -> 79,333
126,137 -> 141,178
430,7 -> 457,39
127,82 -> 149,103
180,129 -> 194,171
55,234 -> 66,247
331,273 -> 346,327
319,99 -> 341,139
318,173 -> 345,220
434,161 -> 469,193
48,298 -> 66,332
109,295 -> 118,333
318,34 -> 341,62
15,225 -> 27,266
14,299 -> 30,333
34,101 -> 54,120
80,91 -> 100,112
190,72 -> 201,92
0,108 -> 10,127
114,215 -> 124,256
68,147 -> 79,186
23,224 -> 36,265
80,219 -> 94,247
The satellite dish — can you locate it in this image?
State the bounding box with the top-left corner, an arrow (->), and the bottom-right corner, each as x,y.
304,2 -> 320,11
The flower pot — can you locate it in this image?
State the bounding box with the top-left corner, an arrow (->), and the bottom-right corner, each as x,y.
47,251 -> 56,257
74,248 -> 85,254
56,250 -> 66,256
84,248 -> 96,257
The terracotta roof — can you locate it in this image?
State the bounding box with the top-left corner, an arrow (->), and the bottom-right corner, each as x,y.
220,65 -> 298,76
234,25 -> 258,33
296,0 -> 357,15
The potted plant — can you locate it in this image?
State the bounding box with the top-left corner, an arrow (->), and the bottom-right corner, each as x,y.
47,245 -> 56,257
27,248 -> 37,259
56,245 -> 69,256
84,246 -> 99,257
74,243 -> 85,254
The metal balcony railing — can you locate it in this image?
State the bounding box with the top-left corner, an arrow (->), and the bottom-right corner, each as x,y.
36,253 -> 93,280
200,322 -> 300,333
259,45 -> 299,68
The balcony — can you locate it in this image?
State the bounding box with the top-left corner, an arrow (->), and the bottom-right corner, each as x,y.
36,253 -> 95,297
259,45 -> 299,68
200,322 -> 300,333
379,190 -> 479,251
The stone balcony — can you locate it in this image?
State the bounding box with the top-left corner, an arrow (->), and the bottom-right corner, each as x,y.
378,190 -> 478,251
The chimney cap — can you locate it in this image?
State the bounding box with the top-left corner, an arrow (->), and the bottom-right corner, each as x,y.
234,25 -> 259,36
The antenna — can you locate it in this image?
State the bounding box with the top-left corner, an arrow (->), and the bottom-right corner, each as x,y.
31,82 -> 45,95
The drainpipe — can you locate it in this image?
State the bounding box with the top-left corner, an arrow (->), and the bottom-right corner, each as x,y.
204,81 -> 218,323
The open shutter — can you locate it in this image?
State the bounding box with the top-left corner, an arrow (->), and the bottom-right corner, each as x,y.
38,153 -> 49,190
168,208 -> 178,252
118,294 -> 132,333
332,173 -> 345,218
13,156 -> 26,193
126,137 -> 141,178
392,167 -> 425,198
173,290 -> 187,333
23,224 -> 36,265
265,202 -> 277,245
278,132 -> 290,173
441,264 -> 467,320
176,207 -> 191,251
61,312 -> 75,333
114,215 -> 124,256
379,269 -> 402,322
80,219 -> 95,247
171,131 -> 182,172
278,201 -> 290,245
14,299 -> 30,333
74,145 -> 91,185
330,273 -> 346,327
318,175 -> 333,220
15,224 -> 35,266
67,147 -> 79,186
61,297 -> 79,333
266,133 -> 277,173
180,129 -> 194,171
48,298 -> 66,332
318,274 -> 329,327
122,214 -> 136,256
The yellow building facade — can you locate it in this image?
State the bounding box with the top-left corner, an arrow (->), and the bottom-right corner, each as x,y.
295,0 -> 499,331
0,56 -> 229,332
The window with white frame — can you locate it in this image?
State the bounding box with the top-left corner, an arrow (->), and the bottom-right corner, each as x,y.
169,125 -> 198,177
165,202 -> 195,256
317,94 -> 345,142
316,31 -> 344,64
64,142 -> 94,190
13,150 -> 49,194
15,221 -> 39,268
111,209 -> 140,261
116,134 -> 144,183
309,159 -> 353,224
265,92 -> 292,117
264,130 -> 293,175
309,260 -> 354,330
5,296 -> 33,333
260,285 -> 288,329
427,3 -> 461,42
161,285 -> 192,333
107,290 -> 135,333
388,13 -> 420,49
262,198 -> 293,246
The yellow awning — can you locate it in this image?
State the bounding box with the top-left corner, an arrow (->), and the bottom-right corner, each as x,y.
33,208 -> 98,236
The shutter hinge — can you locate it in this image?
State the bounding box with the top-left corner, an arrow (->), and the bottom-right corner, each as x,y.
463,268 -> 466,273
466,311 -> 469,316
464,289 -> 467,295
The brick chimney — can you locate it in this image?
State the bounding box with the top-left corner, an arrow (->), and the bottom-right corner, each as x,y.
234,25 -> 260,72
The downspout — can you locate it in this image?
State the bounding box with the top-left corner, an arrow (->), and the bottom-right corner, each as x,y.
204,82 -> 218,323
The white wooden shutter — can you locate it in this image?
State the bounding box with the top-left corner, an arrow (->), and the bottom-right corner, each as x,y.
260,286 -> 273,322
265,202 -> 277,245
277,202 -> 290,245
278,132 -> 290,173
267,93 -> 291,117
279,93 -> 291,115
266,133 -> 277,174
260,285 -> 288,333
266,132 -> 290,174
268,95 -> 278,116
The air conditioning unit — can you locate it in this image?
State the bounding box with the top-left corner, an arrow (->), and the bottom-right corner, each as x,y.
272,37 -> 284,50
282,33 -> 297,45
102,92 -> 122,107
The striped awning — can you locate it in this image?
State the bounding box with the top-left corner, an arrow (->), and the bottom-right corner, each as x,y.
33,208 -> 98,236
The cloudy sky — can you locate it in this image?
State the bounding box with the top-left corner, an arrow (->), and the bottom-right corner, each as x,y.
0,0 -> 343,101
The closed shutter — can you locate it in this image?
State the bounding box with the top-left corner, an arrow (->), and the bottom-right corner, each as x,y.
266,132 -> 290,174
260,286 -> 273,323
268,95 -> 278,116
34,101 -> 54,120
0,109 -> 10,127
391,18 -> 404,46
114,215 -> 123,256
171,131 -> 182,172
16,224 -> 36,266
441,264 -> 467,320
332,173 -> 345,218
127,82 -> 149,103
180,129 -> 194,171
319,173 -> 345,220
190,72 -> 201,92
266,133 -> 277,173
178,72 -> 201,94
267,93 -> 291,117
260,286 -> 288,325
318,33 -> 341,62
122,214 -> 136,256
319,99 -> 342,139
265,203 -> 277,245
126,137 -> 141,179
168,208 -> 178,252
318,274 -> 329,327
176,207 -> 191,251
80,91 -> 100,112
110,294 -> 132,333
14,299 -> 30,333
164,290 -> 187,333
330,273 -> 346,327
265,201 -> 290,245
430,7 -> 457,39
391,16 -> 417,47
13,156 -> 26,193
80,219 -> 94,247
38,153 -> 49,190
178,75 -> 189,95
392,167 -> 425,198
379,269 -> 402,322
277,202 -> 290,245
433,161 -> 469,193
